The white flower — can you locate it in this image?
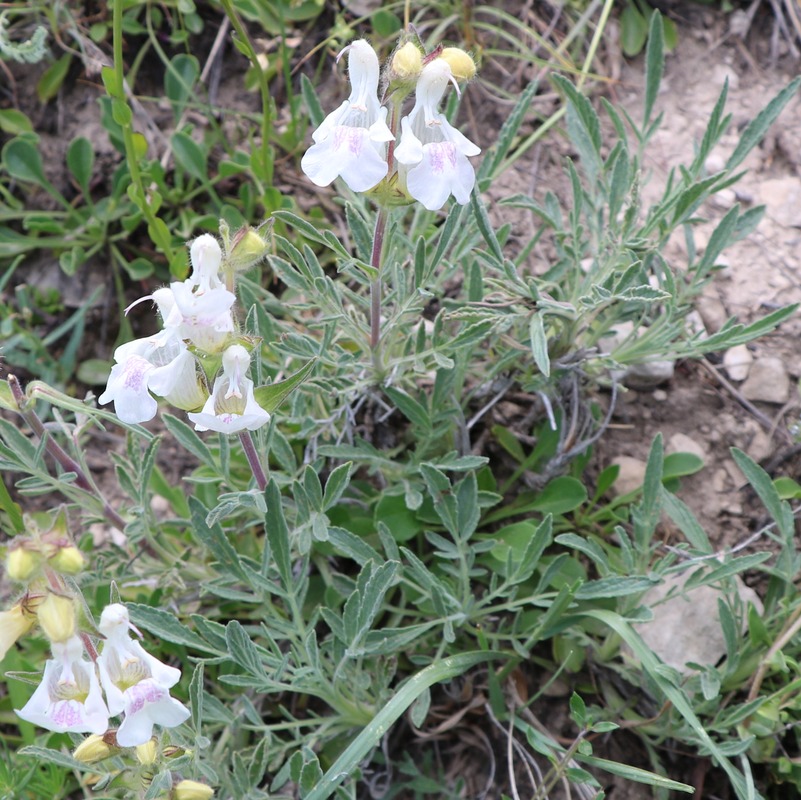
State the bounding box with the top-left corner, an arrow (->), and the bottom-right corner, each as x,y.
394,59 -> 481,210
187,234 -> 224,295
16,636 -> 109,735
169,281 -> 235,353
188,345 -> 270,433
301,39 -> 394,193
96,604 -> 190,747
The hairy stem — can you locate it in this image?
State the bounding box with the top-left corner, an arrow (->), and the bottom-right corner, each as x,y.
8,376 -> 127,533
239,430 -> 268,491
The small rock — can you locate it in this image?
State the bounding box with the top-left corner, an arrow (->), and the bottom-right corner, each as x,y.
653,389 -> 668,402
704,153 -> 726,174
634,572 -> 763,674
685,310 -> 707,338
697,294 -> 728,334
740,357 -> 791,404
710,188 -> 737,209
624,360 -> 675,389
723,344 -> 753,382
747,430 -> 774,463
759,178 -> 801,227
712,468 -> 730,493
668,432 -> 706,462
609,456 -> 648,497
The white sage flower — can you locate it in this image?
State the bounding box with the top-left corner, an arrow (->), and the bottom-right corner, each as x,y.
187,234 -> 224,295
15,636 -> 109,735
96,604 -> 190,747
188,344 -> 270,433
394,59 -> 481,210
301,39 -> 394,193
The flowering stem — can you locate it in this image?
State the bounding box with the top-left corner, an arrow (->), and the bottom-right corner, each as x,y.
369,209 -> 389,365
239,430 -> 267,491
8,375 -> 128,533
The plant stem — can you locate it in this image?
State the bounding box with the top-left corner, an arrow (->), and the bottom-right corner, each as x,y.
239,430 -> 267,490
369,208 -> 388,367
8,375 -> 127,533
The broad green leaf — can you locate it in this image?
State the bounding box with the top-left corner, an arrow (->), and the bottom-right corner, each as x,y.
164,53 -> 200,121
3,137 -> 48,186
375,494 -> 422,543
620,4 -> 647,56
530,476 -> 588,515
0,109 -> 33,135
254,358 -> 316,413
662,451 -> 704,480
66,136 -> 94,192
172,130 -> 208,181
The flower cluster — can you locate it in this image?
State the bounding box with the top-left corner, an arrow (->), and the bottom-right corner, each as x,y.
301,39 -> 480,211
10,599 -> 190,747
99,232 -> 270,434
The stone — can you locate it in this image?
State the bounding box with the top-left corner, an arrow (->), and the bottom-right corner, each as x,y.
759,177 -> 801,228
609,456 -> 648,497
697,293 -> 728,334
740,356 -> 791,404
723,344 -> 753,382
668,432 -> 706,462
633,572 -> 763,674
747,430 -> 774,463
623,359 -> 675,389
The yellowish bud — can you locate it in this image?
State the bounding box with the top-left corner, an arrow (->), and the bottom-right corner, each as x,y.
74,734 -> 117,764
49,545 -> 85,575
174,780 -> 215,800
37,593 -> 76,643
0,602 -> 37,661
439,47 -> 477,82
226,226 -> 271,273
6,546 -> 41,582
136,739 -> 159,765
391,42 -> 423,81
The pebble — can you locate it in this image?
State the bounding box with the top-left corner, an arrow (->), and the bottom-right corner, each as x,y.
609,456 -> 648,497
697,294 -> 728,334
723,344 -> 753,382
653,389 -> 668,402
740,356 -> 791,403
633,572 -> 762,674
668,432 -> 707,461
747,430 -> 774,463
758,177 -> 801,227
623,360 -> 675,389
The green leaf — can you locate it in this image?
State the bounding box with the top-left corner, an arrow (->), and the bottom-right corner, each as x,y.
189,495 -> 249,583
2,137 -> 48,186
304,651 -> 504,800
662,451 -> 704,480
383,385 -> 430,430
732,447 -> 794,538
264,479 -> 292,591
529,313 -> 550,377
575,575 -> 658,599
172,130 -> 208,181
470,192 -> 504,265
375,494 -> 422,543
660,488 -> 712,553
254,358 -> 316,413
726,76 -> 801,172
66,136 -> 95,192
530,476 -> 588,515
164,53 -> 200,120
128,603 -> 222,654
643,11 -> 664,126
0,108 -> 33,135
162,413 -> 216,469
620,4 -> 648,56
36,53 -> 73,102
226,620 -> 268,679
578,754 -> 693,793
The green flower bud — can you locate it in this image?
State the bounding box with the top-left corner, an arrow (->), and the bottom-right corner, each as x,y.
48,545 -> 85,575
225,225 -> 271,273
6,546 -> 41,582
136,739 -> 159,766
74,734 -> 118,764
